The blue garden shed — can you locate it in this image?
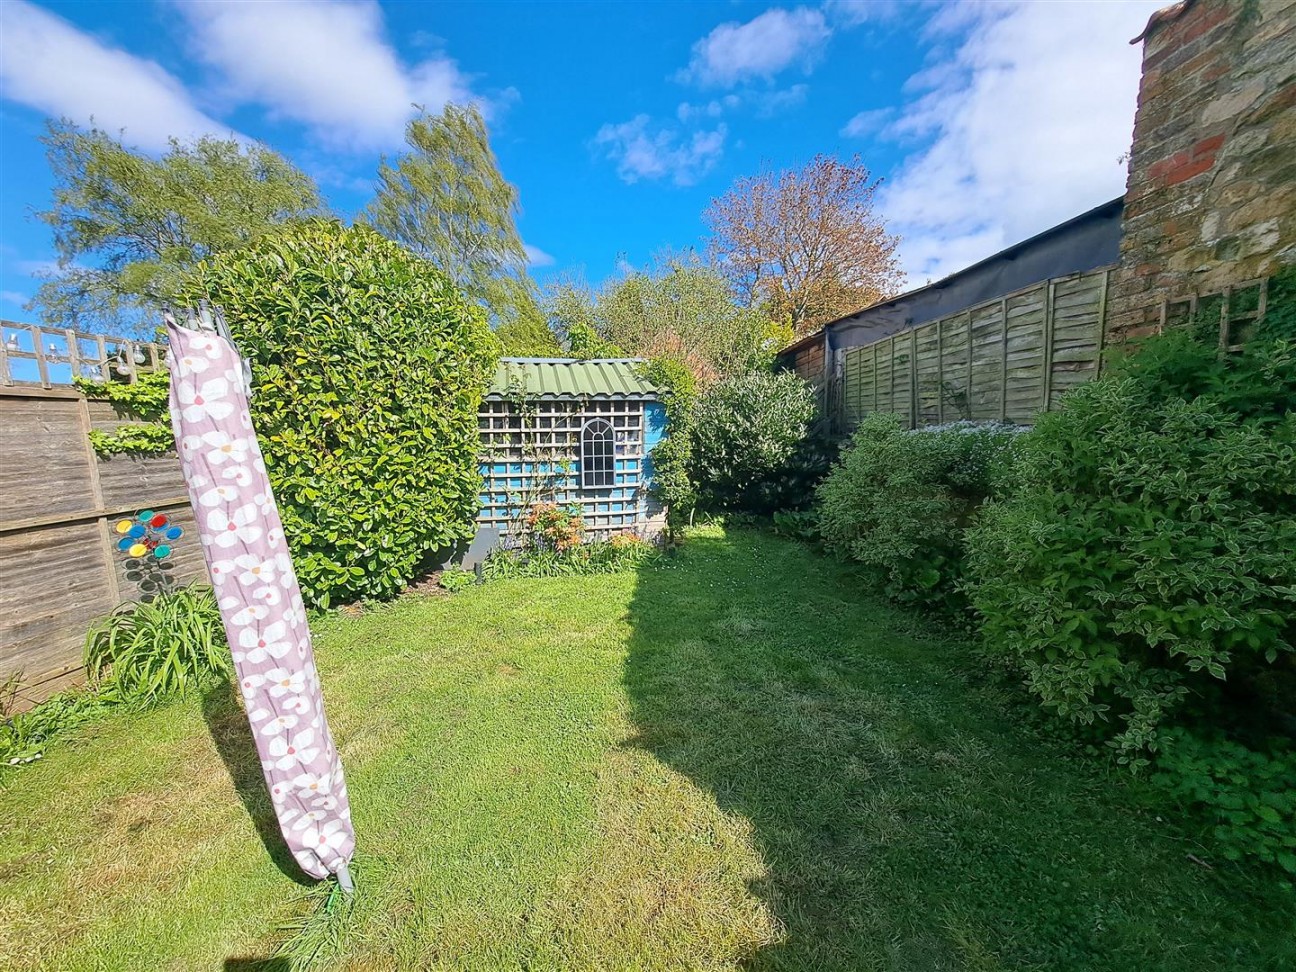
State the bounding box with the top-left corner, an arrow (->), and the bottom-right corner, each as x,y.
476,358 -> 667,544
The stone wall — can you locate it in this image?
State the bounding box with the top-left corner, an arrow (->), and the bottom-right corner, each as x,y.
1108,0 -> 1296,340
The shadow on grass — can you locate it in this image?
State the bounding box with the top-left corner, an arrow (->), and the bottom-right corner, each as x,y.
202,680 -> 313,887
622,527 -> 1285,972
223,959 -> 293,971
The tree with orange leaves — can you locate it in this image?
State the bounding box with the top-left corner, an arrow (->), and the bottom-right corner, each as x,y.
705,155 -> 905,336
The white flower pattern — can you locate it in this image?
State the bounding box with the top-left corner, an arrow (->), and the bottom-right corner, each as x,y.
167,319 -> 353,882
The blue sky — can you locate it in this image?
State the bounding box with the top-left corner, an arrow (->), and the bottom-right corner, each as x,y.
1,0 -> 1162,332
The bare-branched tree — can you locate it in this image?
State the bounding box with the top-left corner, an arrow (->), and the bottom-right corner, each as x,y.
705,155 -> 905,336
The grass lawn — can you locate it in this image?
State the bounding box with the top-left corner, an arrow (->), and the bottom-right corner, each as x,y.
1,526 -> 1290,971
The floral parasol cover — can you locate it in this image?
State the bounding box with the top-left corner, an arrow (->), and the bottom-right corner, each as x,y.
166,315 -> 355,881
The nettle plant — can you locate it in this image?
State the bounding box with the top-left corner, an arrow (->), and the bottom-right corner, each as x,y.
180,220 -> 498,607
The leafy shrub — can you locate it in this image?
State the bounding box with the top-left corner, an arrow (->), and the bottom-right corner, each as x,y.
439,567 -> 477,593
772,508 -> 821,543
1152,729 -> 1296,885
640,356 -> 700,528
482,532 -> 657,578
84,586 -> 229,703
688,371 -> 819,514
526,503 -> 585,552
964,333 -> 1296,764
1,682 -> 118,768
817,415 -> 1022,614
75,369 -> 174,456
180,220 -> 498,607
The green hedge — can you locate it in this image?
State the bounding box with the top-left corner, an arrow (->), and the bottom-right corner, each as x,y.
180,220 -> 498,607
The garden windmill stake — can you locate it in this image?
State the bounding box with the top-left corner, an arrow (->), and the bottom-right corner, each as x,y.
165,306 -> 356,893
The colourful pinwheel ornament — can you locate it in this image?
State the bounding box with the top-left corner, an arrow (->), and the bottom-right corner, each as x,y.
114,509 -> 184,561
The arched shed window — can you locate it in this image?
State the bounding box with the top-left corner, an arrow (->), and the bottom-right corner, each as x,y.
581,418 -> 615,488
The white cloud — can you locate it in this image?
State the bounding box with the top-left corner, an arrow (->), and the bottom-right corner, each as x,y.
523,244 -> 555,268
753,83 -> 809,117
1,290 -> 28,306
676,85 -> 805,123
823,0 -> 900,28
840,107 -> 893,138
879,1 -> 1160,282
0,1 -> 239,151
681,7 -> 830,87
594,116 -> 727,186
172,0 -> 476,151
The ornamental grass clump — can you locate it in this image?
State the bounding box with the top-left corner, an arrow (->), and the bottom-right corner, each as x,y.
84,585 -> 230,703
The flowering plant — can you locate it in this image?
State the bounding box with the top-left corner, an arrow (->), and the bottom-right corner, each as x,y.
525,503 -> 584,552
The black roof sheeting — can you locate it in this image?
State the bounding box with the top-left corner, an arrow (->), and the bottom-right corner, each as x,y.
781,196 -> 1124,359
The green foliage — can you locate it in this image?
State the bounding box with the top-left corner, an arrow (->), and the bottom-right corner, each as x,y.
75,369 -> 174,456
817,415 -> 1022,615
640,357 -> 700,527
688,371 -> 820,515
964,334 -> 1296,764
33,120 -> 322,333
74,369 -> 170,418
482,533 -> 657,578
85,423 -> 176,457
439,567 -> 478,593
771,508 -> 821,543
1255,267 -> 1296,345
365,104 -> 539,328
494,309 -> 564,357
0,681 -> 118,768
566,319 -> 623,358
84,586 -> 229,704
179,220 -> 498,608
1152,729 -> 1296,885
546,256 -> 782,381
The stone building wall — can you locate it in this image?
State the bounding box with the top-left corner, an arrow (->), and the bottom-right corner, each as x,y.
1108,0 -> 1296,341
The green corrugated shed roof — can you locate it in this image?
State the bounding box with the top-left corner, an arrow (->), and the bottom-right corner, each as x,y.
486,358 -> 659,400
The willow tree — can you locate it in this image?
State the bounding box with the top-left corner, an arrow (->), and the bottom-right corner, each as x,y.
365,104 -> 539,326
32,120 -> 323,333
705,155 -> 905,335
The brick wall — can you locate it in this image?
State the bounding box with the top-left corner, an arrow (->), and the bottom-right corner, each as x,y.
1107,0 -> 1296,340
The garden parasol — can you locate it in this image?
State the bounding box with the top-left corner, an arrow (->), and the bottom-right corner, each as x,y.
166,306 -> 356,889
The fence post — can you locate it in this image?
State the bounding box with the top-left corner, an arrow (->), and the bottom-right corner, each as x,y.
76,390 -> 122,606
1041,280 -> 1056,410
965,312 -> 973,420
871,343 -> 878,414
999,298 -> 1009,423
909,328 -> 918,428
936,317 -> 944,424
1095,268 -> 1111,377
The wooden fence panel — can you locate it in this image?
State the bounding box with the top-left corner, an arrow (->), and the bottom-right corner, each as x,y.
836,267 -> 1114,431
1,385 -> 209,708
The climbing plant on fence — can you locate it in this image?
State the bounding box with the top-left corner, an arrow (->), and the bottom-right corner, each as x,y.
178,220 -> 499,607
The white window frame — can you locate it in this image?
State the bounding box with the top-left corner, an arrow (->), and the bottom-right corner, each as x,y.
580,417 -> 615,488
